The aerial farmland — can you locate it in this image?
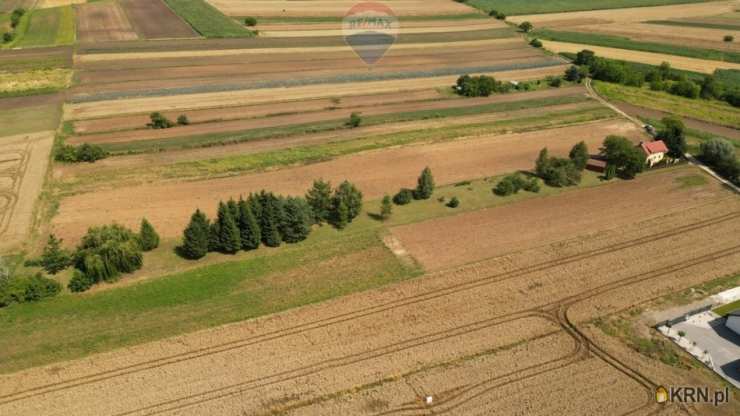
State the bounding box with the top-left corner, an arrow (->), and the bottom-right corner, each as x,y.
0,1 -> 738,415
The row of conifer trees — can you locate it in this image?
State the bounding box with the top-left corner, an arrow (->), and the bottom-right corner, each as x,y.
180,180 -> 362,260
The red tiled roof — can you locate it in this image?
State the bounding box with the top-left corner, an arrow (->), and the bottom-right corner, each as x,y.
641,140 -> 669,155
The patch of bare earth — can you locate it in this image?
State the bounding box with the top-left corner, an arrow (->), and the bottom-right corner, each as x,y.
75,2 -> 139,43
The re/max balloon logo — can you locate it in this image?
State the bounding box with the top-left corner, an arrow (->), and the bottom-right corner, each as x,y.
342,2 -> 399,66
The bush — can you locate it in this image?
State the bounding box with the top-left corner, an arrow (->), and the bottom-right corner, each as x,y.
529,38 -> 542,48
700,138 -> 735,165
724,35 -> 734,43
1,273 -> 60,307
177,114 -> 190,125
522,177 -> 541,193
564,66 -> 581,82
547,76 -> 562,87
347,112 -> 362,128
494,173 -> 539,196
519,22 -> 533,33
2,32 -> 13,43
488,10 -> 505,19
148,112 -> 174,129
669,79 -> 700,99
68,271 -> 94,293
393,189 -> 414,205
55,142 -> 109,163
244,16 -> 258,27
446,196 -> 460,208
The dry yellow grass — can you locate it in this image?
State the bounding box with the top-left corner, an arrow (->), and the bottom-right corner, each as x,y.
35,0 -> 86,8
0,69 -> 73,94
541,40 -> 740,74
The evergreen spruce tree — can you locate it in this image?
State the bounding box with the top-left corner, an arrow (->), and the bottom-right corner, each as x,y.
305,179 -> 333,224
181,209 -> 210,260
216,201 -> 241,254
333,199 -> 349,229
40,233 -> 71,274
237,197 -> 261,250
208,221 -> 221,252
331,180 -> 363,223
569,141 -> 589,171
414,167 -> 435,200
227,198 -> 240,220
380,195 -> 392,220
259,192 -> 282,247
535,147 -> 550,177
138,218 -> 160,251
280,197 -> 312,243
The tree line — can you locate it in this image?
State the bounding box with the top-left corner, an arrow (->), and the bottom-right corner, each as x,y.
2,8 -> 25,43
181,180 -> 363,260
569,50 -> 739,107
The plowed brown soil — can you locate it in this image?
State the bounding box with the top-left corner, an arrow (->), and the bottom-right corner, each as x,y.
76,2 -> 139,43
3,167 -> 739,415
119,0 -> 197,39
52,119 -> 636,242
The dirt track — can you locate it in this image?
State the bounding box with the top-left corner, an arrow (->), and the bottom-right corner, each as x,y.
4,167 -> 740,415
52,119 -> 636,242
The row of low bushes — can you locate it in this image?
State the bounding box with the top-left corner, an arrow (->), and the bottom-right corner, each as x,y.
2,8 -> 25,43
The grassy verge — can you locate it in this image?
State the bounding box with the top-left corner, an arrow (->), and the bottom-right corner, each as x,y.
534,29 -> 740,63
2,161 -> 646,373
463,0 -> 708,15
714,299 -> 740,317
0,103 -> 62,136
14,6 -> 75,48
97,94 -> 594,154
593,80 -> 739,127
163,0 -> 255,38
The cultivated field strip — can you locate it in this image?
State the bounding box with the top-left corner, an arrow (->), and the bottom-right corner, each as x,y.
3,208 -> 738,410
206,0 -> 473,17
64,66 -> 569,120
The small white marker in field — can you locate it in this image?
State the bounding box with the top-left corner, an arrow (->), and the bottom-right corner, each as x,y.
424,395 -> 433,405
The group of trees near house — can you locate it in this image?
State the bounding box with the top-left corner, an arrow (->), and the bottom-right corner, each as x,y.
656,116 -> 687,158
534,141 -> 589,187
181,180 -> 363,260
700,138 -> 740,185
455,75 -> 511,97
393,167 -> 435,206
600,136 -> 646,179
571,50 -> 739,107
494,173 -> 540,196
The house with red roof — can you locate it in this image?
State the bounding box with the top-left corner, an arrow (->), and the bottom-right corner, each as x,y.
640,140 -> 669,167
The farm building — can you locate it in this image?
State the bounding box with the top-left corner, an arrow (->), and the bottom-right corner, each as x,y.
640,140 -> 669,167
726,309 -> 740,336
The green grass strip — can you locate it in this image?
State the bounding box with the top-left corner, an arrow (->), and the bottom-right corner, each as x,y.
163,0 -> 254,38
714,299 -> 740,317
534,29 -> 740,63
101,94 -> 592,154
645,20 -> 740,31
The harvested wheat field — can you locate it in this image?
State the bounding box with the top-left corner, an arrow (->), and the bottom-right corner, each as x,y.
3,166 -> 739,416
259,19 -> 506,38
207,0 -> 473,17
51,119 -> 641,242
119,0 -> 197,39
541,40 -> 740,74
75,2 -> 139,43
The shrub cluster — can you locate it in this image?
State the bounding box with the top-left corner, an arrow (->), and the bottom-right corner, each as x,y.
148,112 -> 190,129
534,142 -> 589,187
700,138 -> 740,185
393,167 -> 435,205
655,116 -> 687,158
244,16 -> 258,27
600,136 -> 646,179
455,75 -> 510,97
0,273 -> 60,308
494,173 -> 540,196
55,142 -> 108,163
2,8 -> 25,43
488,10 -> 506,20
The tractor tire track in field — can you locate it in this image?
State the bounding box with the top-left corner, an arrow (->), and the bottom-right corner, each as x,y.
115,246 -> 740,416
1,211 -> 739,408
